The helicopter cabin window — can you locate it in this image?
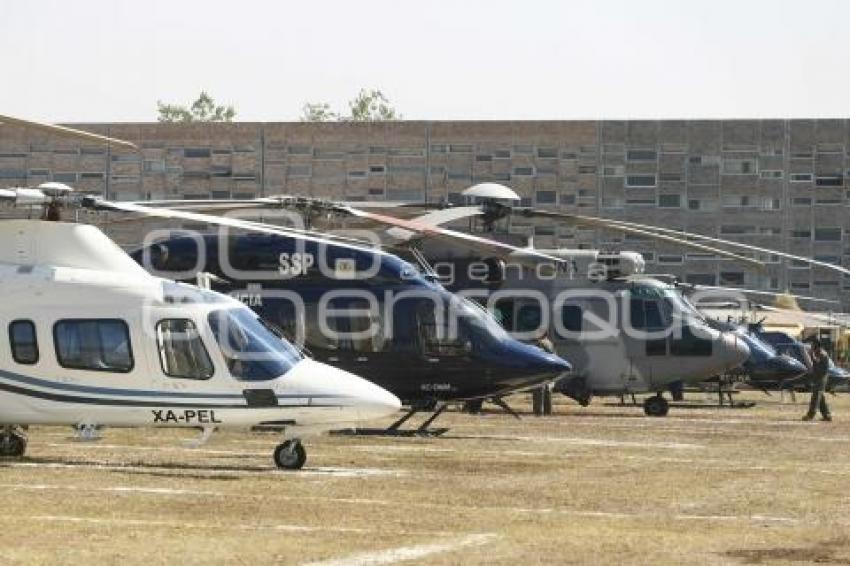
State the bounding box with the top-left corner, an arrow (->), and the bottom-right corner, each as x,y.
9,320 -> 38,365
416,302 -> 468,357
670,326 -> 713,357
54,320 -> 133,373
325,306 -> 385,353
156,320 -> 215,380
561,305 -> 582,333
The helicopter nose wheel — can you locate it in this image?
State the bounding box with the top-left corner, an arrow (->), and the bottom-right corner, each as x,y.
643,394 -> 670,417
273,439 -> 306,470
0,427 -> 27,458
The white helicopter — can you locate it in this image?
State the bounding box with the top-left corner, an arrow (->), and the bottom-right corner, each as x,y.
0,118 -> 400,470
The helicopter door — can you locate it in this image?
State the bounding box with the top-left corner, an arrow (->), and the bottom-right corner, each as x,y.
624,297 -> 667,391
413,300 -> 470,399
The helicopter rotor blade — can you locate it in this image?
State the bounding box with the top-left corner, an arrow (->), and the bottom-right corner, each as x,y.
82,198 -> 380,247
539,211 -> 850,277
753,304 -> 850,328
0,114 -> 138,150
515,209 -> 764,268
333,204 -> 568,266
686,284 -> 841,305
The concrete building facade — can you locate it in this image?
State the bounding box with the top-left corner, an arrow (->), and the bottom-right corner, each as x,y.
1,119 -> 848,306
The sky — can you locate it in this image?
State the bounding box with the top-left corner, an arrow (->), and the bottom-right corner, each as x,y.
0,0 -> 848,122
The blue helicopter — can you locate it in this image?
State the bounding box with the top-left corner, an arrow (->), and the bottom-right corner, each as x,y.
85,199 -> 572,434
751,325 -> 850,393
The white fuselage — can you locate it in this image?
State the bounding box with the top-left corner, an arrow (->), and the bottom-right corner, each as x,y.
0,221 -> 399,432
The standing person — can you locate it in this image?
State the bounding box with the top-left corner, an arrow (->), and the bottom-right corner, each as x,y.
532,332 -> 556,416
803,339 -> 832,422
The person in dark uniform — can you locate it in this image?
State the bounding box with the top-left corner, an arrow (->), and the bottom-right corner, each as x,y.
803,339 -> 832,422
532,331 -> 556,416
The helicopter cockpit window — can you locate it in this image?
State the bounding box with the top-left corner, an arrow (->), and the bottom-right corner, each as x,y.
54,320 -> 134,373
9,320 -> 38,365
516,304 -> 542,333
629,298 -> 665,330
208,308 -> 302,381
156,319 -> 215,380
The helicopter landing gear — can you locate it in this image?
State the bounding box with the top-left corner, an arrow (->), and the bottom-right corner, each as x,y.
0,426 -> 27,458
643,394 -> 669,417
273,439 -> 306,470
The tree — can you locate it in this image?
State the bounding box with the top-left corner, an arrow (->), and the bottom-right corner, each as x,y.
157,91 -> 236,123
345,89 -> 401,121
299,102 -> 338,122
300,89 -> 401,122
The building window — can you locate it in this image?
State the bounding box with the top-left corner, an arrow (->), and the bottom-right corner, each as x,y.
537,147 -> 558,159
286,165 -> 311,178
659,173 -> 682,182
54,319 -> 134,373
9,320 -> 38,365
658,194 -> 681,208
792,197 -> 812,206
287,145 -> 311,155
53,172 -> 78,183
626,149 -> 657,161
759,170 -> 783,179
688,199 -> 701,210
513,167 -> 535,176
814,228 -> 842,242
625,175 -> 656,188
790,173 -> 813,182
560,193 -> 576,205
156,320 -> 215,380
722,158 -> 757,175
720,272 -> 745,286
763,198 -> 781,210
535,190 -> 557,205
369,165 -> 385,174
184,148 -> 211,158
720,225 -> 756,236
816,175 -> 843,187
686,274 -> 716,286
144,160 -> 166,173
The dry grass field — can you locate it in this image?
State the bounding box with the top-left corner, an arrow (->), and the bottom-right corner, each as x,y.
1,392 -> 850,565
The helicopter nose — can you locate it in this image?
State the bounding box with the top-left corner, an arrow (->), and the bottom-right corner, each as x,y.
769,355 -> 808,380
348,375 -> 403,421
511,342 -> 573,381
720,332 -> 751,370
280,359 -> 400,423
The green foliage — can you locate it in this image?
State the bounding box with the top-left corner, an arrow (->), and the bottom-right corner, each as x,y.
157,91 -> 236,123
300,102 -> 338,122
345,89 -> 401,121
300,89 -> 401,122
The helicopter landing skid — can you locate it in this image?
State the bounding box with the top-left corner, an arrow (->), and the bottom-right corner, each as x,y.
332,404 -> 450,437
